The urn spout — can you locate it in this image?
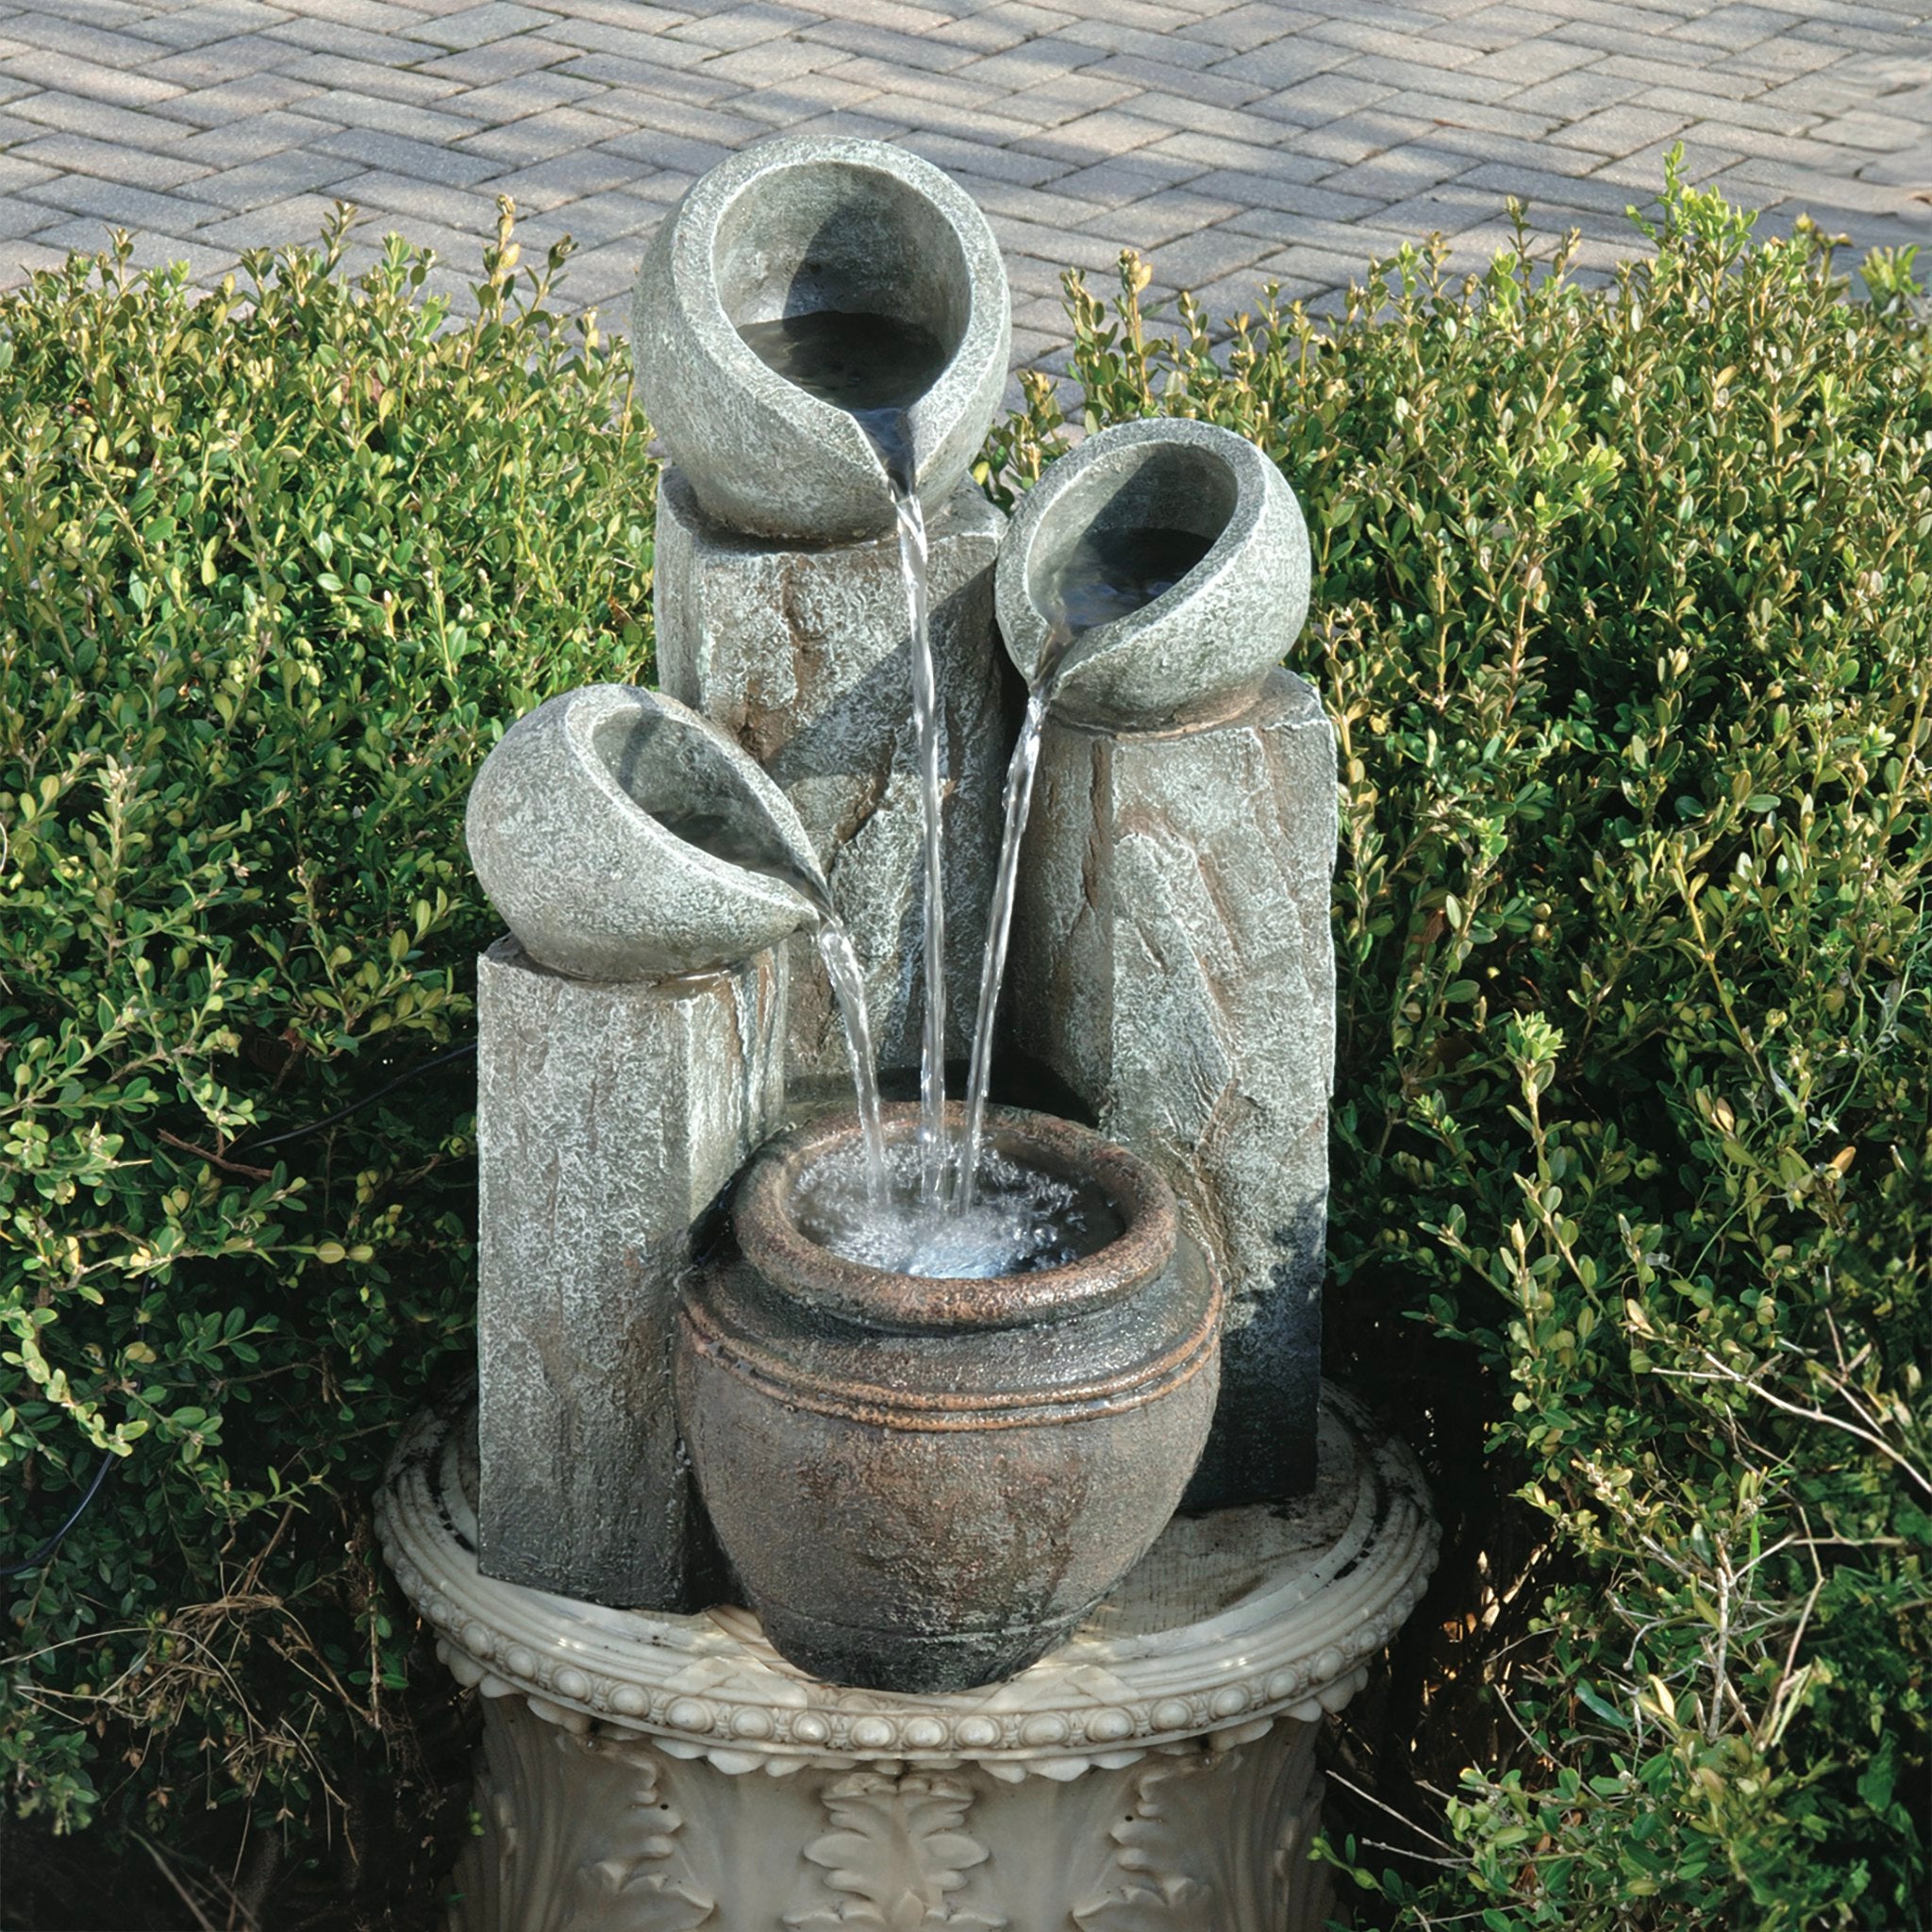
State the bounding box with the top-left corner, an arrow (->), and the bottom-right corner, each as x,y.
996,417 -> 1312,730
466,682 -> 827,982
632,137 -> 1010,542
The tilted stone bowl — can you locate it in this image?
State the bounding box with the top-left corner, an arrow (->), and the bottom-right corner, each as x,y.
465,683 -> 826,982
631,137 -> 1010,543
676,1103 -> 1223,1694
996,417 -> 1311,730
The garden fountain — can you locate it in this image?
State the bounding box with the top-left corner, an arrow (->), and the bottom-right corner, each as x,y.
378,136 -> 1437,1930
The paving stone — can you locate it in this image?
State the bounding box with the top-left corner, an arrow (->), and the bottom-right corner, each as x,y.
1259,69 -> 1400,124
1367,86 -> 1569,137
9,86 -> 199,147
1507,65 -> 1647,116
323,169 -> 508,232
6,128 -> 212,190
131,3 -> 300,53
1052,151 -> 1216,205
4,0 -> 1927,347
0,196 -> 62,242
1181,1 -> 1332,54
191,145 -> 362,208
403,0 -> 550,50
4,49 -> 186,106
415,30 -> 582,77
277,49 -> 469,99
302,90 -> 484,142
1458,33 -> 1599,81
1079,53 -> 1274,106
449,69 -> 608,118
163,72 -> 325,124
670,1 -> 817,50
313,124 -> 507,185
945,37 -> 1110,92
998,70 -> 1148,119
191,188 -> 353,251
21,169 -> 226,229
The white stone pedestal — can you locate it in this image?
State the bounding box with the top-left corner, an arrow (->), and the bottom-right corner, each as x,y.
377,1387 -> 1435,1932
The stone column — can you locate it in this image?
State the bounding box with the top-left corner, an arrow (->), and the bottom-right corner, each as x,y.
378,1385 -> 1436,1932
464,684 -> 821,1607
655,473 -> 1017,1091
993,419 -> 1331,1507
1005,671 -> 1337,1506
475,940 -> 785,1608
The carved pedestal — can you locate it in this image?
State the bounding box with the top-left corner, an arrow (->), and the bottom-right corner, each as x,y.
379,1389 -> 1435,1932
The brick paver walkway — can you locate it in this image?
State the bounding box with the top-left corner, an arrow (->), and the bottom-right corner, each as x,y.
2,0 -> 1928,365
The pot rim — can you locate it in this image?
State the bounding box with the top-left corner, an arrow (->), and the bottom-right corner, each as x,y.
732,1102 -> 1178,1332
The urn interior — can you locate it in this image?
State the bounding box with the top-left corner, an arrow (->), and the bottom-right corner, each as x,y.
1021,438 -> 1238,640
712,158 -> 971,395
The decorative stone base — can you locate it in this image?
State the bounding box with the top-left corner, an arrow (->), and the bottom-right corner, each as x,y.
377,1387 -> 1435,1932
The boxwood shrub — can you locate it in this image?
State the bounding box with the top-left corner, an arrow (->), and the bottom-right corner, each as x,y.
1,208 -> 654,1923
981,159 -> 1929,1930
3,165 -> 1926,1927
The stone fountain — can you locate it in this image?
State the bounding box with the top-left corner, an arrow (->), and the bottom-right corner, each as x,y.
378,136 -> 1436,1931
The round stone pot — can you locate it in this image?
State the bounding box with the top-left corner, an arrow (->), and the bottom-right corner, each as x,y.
675,1103 -> 1223,1695
996,416 -> 1311,731
631,136 -> 1010,543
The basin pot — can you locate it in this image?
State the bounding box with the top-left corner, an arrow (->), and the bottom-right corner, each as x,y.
675,1103 -> 1222,1693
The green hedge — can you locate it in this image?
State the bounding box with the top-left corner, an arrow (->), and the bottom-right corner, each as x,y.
983,162 -> 1929,1929
4,167 -> 1927,1927
1,208 -> 653,1920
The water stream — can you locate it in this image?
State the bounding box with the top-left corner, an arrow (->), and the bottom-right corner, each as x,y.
740,308 -> 955,1208
652,805 -> 891,1204
738,305 -> 1221,1257
951,527 -> 1213,1211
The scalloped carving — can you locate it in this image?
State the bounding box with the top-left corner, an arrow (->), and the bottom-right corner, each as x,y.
1070,1756 -> 1214,1929
457,1715 -> 715,1931
784,1772 -> 1007,1929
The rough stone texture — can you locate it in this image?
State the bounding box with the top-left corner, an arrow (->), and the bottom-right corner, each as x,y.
466,683 -> 825,983
631,137 -> 1011,543
998,417 -> 1311,732
475,936 -> 787,1609
656,469 -> 1018,1090
1006,669 -> 1337,1505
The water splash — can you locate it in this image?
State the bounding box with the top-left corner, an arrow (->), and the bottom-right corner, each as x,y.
794,1137 -> 1122,1279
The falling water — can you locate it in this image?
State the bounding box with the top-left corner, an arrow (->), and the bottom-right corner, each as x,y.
651,804 -> 890,1205
814,919 -> 891,1206
954,649 -> 1062,1209
889,473 -> 951,1208
739,308 -> 957,1212
951,525 -> 1215,1211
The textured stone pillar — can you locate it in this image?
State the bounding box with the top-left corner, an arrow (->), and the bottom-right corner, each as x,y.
655,470 -> 1018,1089
1006,669 -> 1337,1504
475,938 -> 786,1608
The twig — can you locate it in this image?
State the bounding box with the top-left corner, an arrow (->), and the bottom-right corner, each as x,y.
135,1834 -> 219,1932
156,1130 -> 274,1180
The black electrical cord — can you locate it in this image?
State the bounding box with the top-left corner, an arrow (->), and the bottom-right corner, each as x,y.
236,1038 -> 477,1154
0,1454 -> 116,1579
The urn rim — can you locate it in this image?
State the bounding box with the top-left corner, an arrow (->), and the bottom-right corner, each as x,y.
732,1101 -> 1179,1333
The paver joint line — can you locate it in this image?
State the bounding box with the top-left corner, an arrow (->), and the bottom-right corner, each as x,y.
0,0 -> 1924,342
